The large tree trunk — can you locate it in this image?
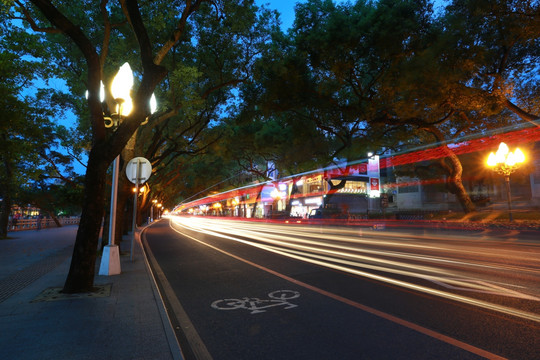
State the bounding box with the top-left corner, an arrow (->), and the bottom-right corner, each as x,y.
0,193 -> 11,239
440,147 -> 476,214
0,156 -> 13,239
62,151 -> 108,293
285,181 -> 301,216
425,125 -> 476,214
324,178 -> 347,207
251,187 -> 263,218
451,177 -> 476,213
47,211 -> 62,227
32,0 -> 168,294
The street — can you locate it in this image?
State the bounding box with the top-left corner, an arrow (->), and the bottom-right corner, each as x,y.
142,217 -> 540,360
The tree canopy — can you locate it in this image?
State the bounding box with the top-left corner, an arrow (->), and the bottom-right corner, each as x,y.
240,0 -> 540,212
2,0 -> 539,286
2,0 -> 280,292
0,23 -> 81,238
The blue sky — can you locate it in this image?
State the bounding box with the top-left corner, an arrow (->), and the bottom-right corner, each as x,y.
256,0 -> 448,30
255,0 -> 348,30
255,0 -> 302,30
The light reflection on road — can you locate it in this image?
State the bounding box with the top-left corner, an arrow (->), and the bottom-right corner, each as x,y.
169,216 -> 540,323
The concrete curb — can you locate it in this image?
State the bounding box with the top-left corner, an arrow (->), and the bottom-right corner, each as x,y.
138,222 -> 185,360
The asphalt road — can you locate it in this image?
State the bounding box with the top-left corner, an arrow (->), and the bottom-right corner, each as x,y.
142,217 -> 540,360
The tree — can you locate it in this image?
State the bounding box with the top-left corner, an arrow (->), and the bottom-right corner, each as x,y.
0,26 -> 63,237
104,0 -> 280,234
218,108 -> 332,180
251,0 -> 540,213
373,0 -> 540,212
2,0 -> 272,293
20,176 -> 84,223
442,0 -> 540,122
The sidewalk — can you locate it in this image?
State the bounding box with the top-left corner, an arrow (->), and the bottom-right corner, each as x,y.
0,225 -> 182,360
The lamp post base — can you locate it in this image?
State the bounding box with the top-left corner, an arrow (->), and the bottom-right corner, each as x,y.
98,244 -> 121,275
504,175 -> 514,222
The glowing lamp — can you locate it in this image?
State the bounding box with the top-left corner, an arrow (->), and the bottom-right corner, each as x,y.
150,93 -> 157,114
85,82 -> 105,102
486,142 -> 525,173
111,62 -> 133,101
486,142 -> 526,222
111,62 -> 134,116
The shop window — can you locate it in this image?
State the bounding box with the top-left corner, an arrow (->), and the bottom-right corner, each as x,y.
337,181 -> 366,194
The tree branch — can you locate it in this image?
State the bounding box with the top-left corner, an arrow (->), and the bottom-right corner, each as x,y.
14,0 -> 61,33
29,0 -> 105,141
154,0 -> 214,65
504,98 -> 540,124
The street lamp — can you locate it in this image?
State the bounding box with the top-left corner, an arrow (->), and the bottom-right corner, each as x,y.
98,63 -> 134,276
486,142 -> 526,222
156,203 -> 163,218
98,62 -> 157,276
151,199 -> 158,222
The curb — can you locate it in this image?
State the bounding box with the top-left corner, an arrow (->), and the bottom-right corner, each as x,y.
138,222 -> 185,360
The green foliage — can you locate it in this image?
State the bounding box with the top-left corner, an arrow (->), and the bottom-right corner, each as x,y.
233,0 -> 540,214
0,49 -> 54,187
4,0 -> 539,212
129,1 -> 281,206
0,17 -> 86,238
20,176 -> 84,217
253,0 -> 539,160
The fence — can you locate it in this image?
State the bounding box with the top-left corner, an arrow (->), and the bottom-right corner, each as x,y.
8,217 -> 80,231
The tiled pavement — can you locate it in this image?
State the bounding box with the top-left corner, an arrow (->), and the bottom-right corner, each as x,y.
0,225 -> 182,360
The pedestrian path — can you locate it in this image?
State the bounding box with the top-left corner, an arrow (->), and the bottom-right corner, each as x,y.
0,225 -> 182,360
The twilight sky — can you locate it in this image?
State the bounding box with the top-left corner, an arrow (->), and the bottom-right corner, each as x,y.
256,0 -> 342,30
255,0 -> 300,29
256,0 -> 448,30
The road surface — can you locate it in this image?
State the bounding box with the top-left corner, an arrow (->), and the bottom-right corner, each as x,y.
142,217 -> 540,360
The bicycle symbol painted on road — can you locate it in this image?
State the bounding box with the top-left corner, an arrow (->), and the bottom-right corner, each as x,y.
211,290 -> 300,314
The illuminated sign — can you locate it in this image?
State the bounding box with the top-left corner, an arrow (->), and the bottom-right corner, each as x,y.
306,175 -> 322,184
370,178 -> 380,191
304,197 -> 323,205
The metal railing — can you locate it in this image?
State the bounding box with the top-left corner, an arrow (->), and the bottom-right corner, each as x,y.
7,217 -> 80,231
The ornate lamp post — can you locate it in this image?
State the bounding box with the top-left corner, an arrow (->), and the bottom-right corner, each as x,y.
486,142 -> 526,222
98,63 -> 133,276
97,62 -> 157,275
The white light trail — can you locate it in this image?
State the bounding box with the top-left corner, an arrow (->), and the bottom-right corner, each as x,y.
170,216 -> 540,323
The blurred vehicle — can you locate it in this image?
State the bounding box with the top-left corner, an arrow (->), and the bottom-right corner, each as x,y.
308,206 -> 347,219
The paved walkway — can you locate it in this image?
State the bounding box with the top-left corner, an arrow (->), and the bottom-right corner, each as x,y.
0,225 -> 182,360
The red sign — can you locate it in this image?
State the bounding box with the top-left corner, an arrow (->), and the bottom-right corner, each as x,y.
325,163 -> 368,178
354,163 -> 368,175
370,178 -> 379,191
